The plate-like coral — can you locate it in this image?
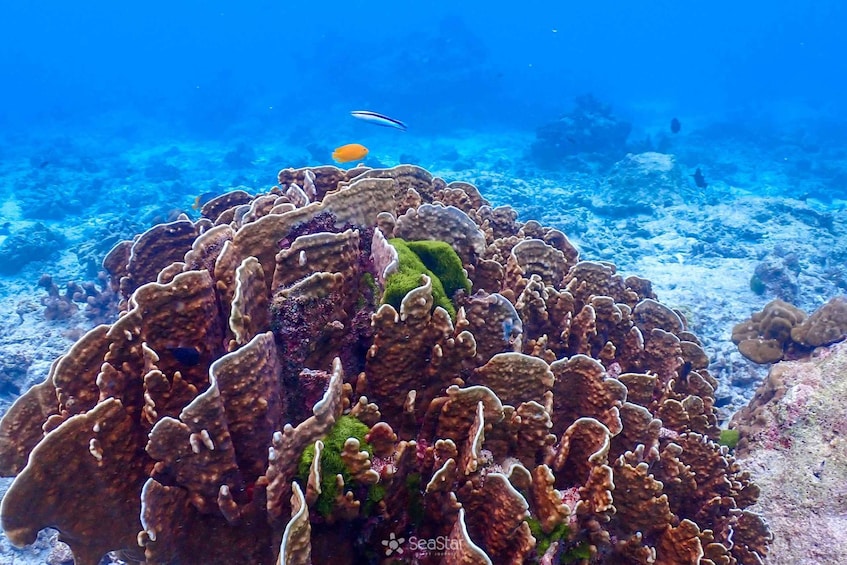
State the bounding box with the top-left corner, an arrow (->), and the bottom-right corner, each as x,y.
0,164 -> 770,564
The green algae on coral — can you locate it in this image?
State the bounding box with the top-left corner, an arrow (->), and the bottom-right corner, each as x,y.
357,272 -> 378,310
382,238 -> 468,318
719,428 -> 741,450
399,472 -> 426,528
360,271 -> 378,296
297,415 -> 375,517
561,542 -> 592,562
527,517 -> 570,557
404,239 -> 471,299
362,481 -> 386,516
526,517 -> 590,562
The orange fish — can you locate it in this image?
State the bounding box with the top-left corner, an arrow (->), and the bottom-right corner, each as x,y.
332,143 -> 368,163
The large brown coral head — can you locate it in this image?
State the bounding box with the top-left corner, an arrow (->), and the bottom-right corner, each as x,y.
0,164 -> 768,564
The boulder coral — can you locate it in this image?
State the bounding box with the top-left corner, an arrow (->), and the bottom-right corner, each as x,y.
732,296 -> 847,364
0,164 -> 769,564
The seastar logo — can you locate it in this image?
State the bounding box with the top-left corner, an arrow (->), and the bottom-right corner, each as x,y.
382,532 -> 405,556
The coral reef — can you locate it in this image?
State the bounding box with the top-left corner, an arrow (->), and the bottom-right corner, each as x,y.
0,224 -> 65,275
732,296 -> 847,364
530,95 -> 631,169
37,274 -> 80,321
0,352 -> 28,397
0,164 -> 768,564
731,299 -> 807,364
37,273 -> 118,324
598,152 -> 692,217
750,253 -> 801,303
14,160 -> 97,220
730,340 -> 847,563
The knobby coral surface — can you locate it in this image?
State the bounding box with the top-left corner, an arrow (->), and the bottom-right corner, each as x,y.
732,296 -> 847,364
0,164 -> 769,564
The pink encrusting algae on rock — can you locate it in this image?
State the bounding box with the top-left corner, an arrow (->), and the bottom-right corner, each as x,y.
0,164 -> 769,564
731,339 -> 847,564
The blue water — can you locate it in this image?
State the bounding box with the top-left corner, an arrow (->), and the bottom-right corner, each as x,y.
2,0 -> 846,139
0,0 -> 845,289
2,3 -> 847,563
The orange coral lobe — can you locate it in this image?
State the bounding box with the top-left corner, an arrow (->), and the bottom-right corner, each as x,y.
332,143 -> 368,163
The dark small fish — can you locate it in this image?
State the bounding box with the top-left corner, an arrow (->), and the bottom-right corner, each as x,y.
167,346 -> 201,366
691,168 -> 708,188
814,459 -> 826,479
670,117 -> 681,134
679,360 -> 693,381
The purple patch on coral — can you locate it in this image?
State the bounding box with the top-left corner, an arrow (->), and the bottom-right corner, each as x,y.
279,212 -> 340,250
296,369 -> 331,413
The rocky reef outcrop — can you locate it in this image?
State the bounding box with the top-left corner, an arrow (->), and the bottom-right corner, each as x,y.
530,95 -> 631,169
731,340 -> 847,564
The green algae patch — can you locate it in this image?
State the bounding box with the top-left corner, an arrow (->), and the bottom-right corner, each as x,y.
719,428 -> 741,450
382,238 -> 468,318
404,240 -> 471,299
405,472 -> 425,528
362,481 -> 386,516
527,518 -> 570,557
358,271 -> 378,310
297,415 -> 375,517
361,271 -> 378,295
527,518 -> 590,562
562,542 -> 592,562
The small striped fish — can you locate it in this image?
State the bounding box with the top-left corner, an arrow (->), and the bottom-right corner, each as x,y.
350,110 -> 407,131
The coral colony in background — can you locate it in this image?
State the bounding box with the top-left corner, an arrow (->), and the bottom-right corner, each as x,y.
0,165 -> 771,564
